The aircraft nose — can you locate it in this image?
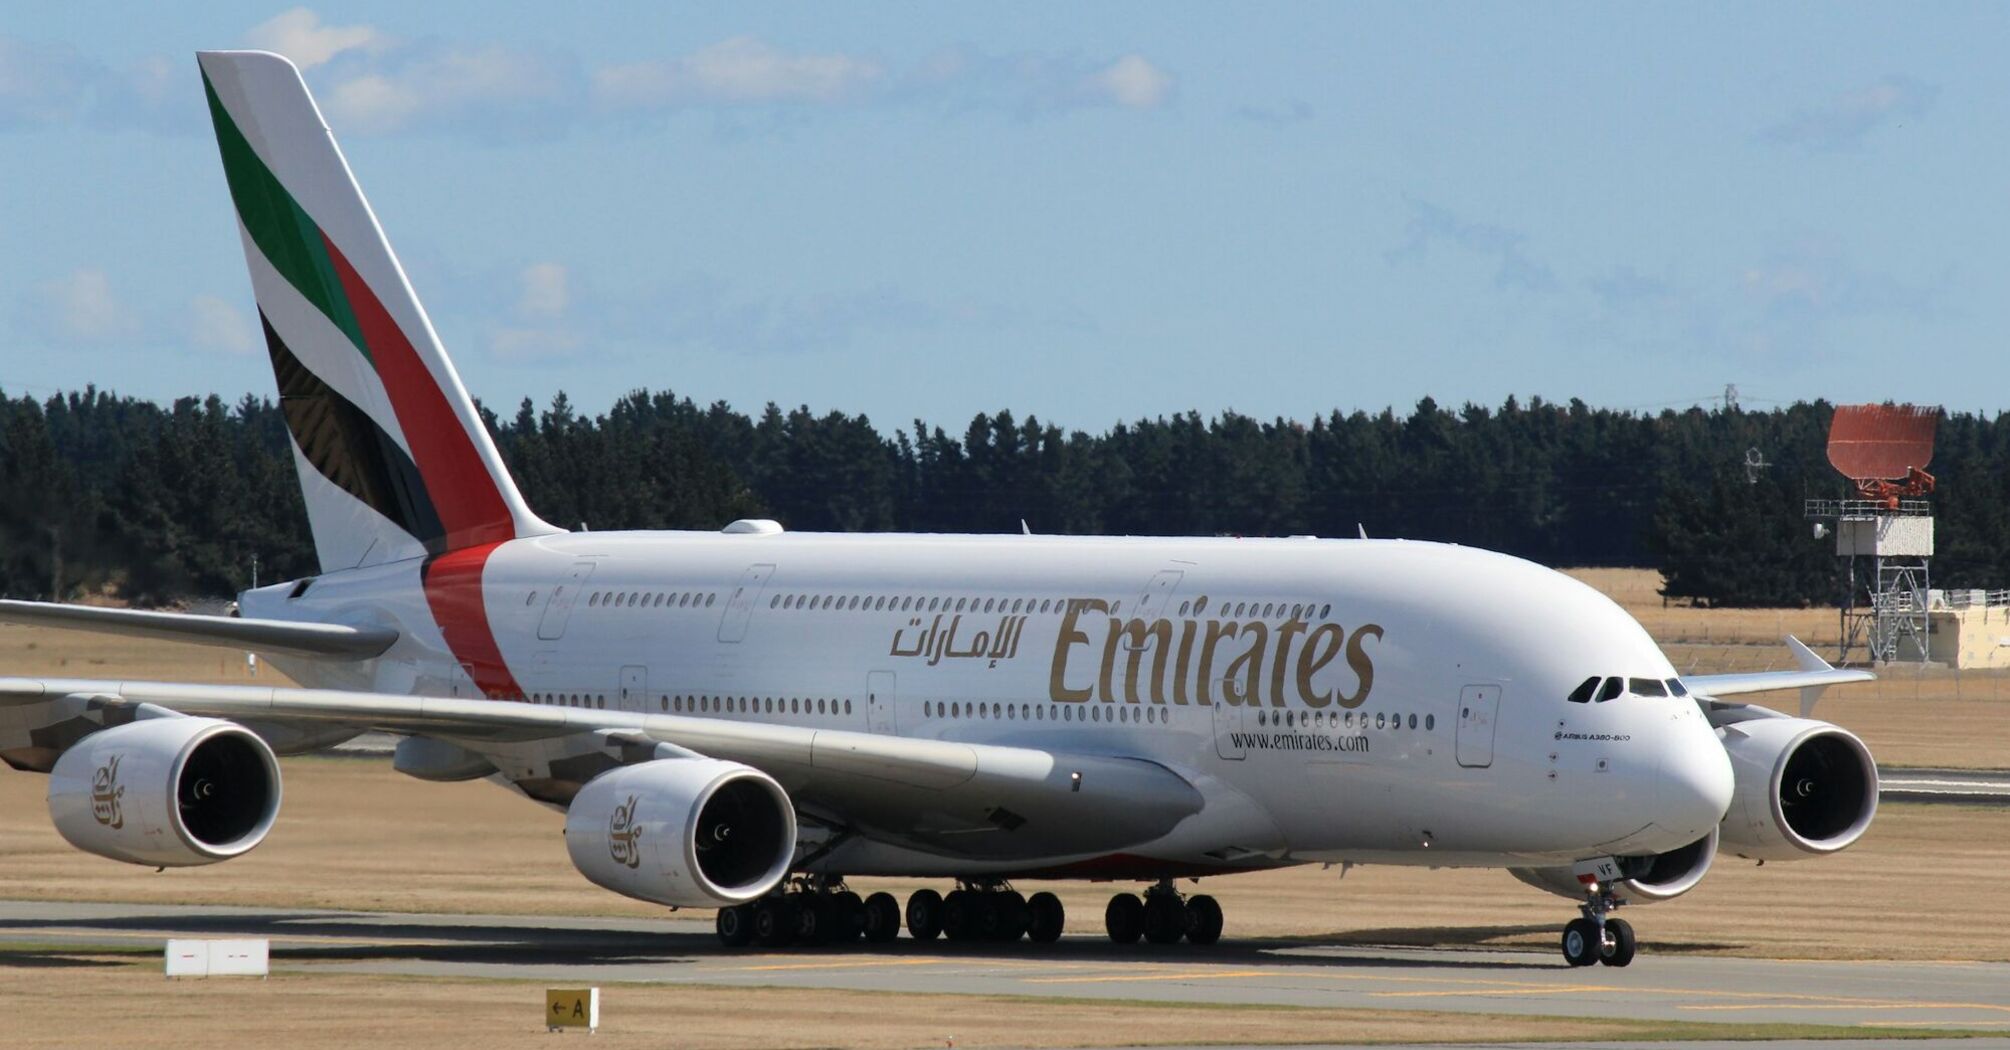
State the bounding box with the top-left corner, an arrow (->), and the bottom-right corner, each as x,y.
1657,726 -> 1734,840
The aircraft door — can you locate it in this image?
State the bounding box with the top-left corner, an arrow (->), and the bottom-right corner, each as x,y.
716,563 -> 775,643
618,665 -> 647,713
1212,685 -> 1246,760
537,562 -> 596,641
1456,684 -> 1502,768
866,670 -> 897,735
1136,569 -> 1184,621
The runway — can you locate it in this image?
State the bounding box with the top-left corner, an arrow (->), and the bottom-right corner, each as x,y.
1879,767 -> 2010,804
4,900 -> 2006,1033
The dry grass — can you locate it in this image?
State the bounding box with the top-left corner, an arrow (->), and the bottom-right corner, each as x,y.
2,757 -> 2003,961
0,957 -> 1907,1050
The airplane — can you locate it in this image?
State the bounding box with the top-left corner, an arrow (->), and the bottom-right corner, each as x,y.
0,50 -> 1880,968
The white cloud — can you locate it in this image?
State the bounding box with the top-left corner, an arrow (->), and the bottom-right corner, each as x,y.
594,36 -> 885,110
27,269 -> 140,345
0,35 -> 98,127
516,262 -> 569,319
489,325 -> 582,361
318,43 -> 576,136
188,294 -> 256,355
1093,54 -> 1173,110
488,262 -> 580,360
1763,75 -> 1936,152
243,8 -> 390,71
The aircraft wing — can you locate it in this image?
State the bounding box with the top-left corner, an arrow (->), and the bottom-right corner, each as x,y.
0,600 -> 396,660
0,676 -> 1203,863
1680,636 -> 1873,717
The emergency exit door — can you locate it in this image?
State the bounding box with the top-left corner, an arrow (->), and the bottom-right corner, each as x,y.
1456,684 -> 1501,768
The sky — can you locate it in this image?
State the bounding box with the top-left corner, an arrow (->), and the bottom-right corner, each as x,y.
4,5 -> 2007,433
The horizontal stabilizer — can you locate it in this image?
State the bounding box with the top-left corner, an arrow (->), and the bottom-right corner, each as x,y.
0,600 -> 396,660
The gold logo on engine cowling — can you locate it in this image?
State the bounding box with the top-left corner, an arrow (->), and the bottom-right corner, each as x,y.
608,794 -> 642,869
91,754 -> 125,829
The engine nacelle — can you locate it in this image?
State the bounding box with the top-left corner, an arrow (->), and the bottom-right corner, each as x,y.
1509,828 -> 1719,904
1718,716 -> 1877,861
564,758 -> 796,908
48,717 -> 282,867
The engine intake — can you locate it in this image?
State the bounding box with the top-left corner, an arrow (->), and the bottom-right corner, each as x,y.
1510,828 -> 1718,904
564,758 -> 796,908
49,717 -> 282,867
1718,716 -> 1878,860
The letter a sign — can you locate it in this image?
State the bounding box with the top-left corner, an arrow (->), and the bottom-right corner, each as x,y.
545,987 -> 600,1033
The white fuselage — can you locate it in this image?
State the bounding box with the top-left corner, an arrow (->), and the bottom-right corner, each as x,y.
244,530 -> 1733,877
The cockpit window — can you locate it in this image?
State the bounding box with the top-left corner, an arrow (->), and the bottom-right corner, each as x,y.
1596,677 -> 1623,703
1566,676 -> 1599,704
1629,677 -> 1668,697
1666,678 -> 1688,697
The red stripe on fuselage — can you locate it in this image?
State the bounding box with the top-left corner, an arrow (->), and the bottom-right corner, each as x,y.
421,542 -> 523,700
319,231 -> 514,552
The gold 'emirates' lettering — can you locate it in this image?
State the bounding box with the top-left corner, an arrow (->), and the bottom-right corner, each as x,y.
1047,599 -> 1382,708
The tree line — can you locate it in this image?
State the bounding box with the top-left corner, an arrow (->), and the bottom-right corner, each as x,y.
4,386 -> 2005,607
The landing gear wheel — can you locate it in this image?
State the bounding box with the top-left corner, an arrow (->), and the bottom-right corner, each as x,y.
831,891 -> 866,943
716,904 -> 753,948
862,892 -> 902,943
754,897 -> 797,948
795,893 -> 832,946
1561,917 -> 1600,967
989,891 -> 1030,942
1142,892 -> 1187,945
906,889 -> 944,941
1598,917 -> 1636,967
943,889 -> 981,942
1185,894 -> 1223,946
1027,892 -> 1065,944
1104,893 -> 1144,944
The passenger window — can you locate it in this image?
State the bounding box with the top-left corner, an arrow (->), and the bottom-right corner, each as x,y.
1666,678 -> 1688,697
1630,678 -> 1668,698
1596,677 -> 1623,702
1566,676 -> 1599,704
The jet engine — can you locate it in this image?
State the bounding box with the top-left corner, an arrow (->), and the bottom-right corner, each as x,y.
1509,828 -> 1719,904
48,717 -> 282,867
564,758 -> 796,908
1717,716 -> 1877,861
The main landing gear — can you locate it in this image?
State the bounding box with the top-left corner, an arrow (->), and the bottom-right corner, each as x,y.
904,880 -> 1066,944
1559,883 -> 1635,968
1104,879 -> 1221,946
715,876 -> 902,949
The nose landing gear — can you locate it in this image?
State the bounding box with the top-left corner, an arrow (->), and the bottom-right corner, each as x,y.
1560,882 -> 1636,967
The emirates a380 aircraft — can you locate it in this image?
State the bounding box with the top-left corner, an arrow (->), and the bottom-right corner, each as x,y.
0,51 -> 1881,968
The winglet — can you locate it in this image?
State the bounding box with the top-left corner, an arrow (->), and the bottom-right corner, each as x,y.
1786,635 -> 1835,717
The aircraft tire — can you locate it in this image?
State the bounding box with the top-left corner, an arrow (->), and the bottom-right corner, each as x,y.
795,894 -> 832,946
1027,892 -> 1065,943
1141,893 -> 1186,945
754,897 -> 797,948
906,889 -> 945,941
1598,918 -> 1636,967
715,904 -> 754,948
1560,918 -> 1600,967
943,889 -> 980,941
1185,895 -> 1223,946
863,892 -> 902,943
832,891 -> 866,943
1104,893 -> 1144,944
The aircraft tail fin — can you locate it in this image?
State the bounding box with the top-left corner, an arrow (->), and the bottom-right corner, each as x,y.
197,50 -> 557,573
